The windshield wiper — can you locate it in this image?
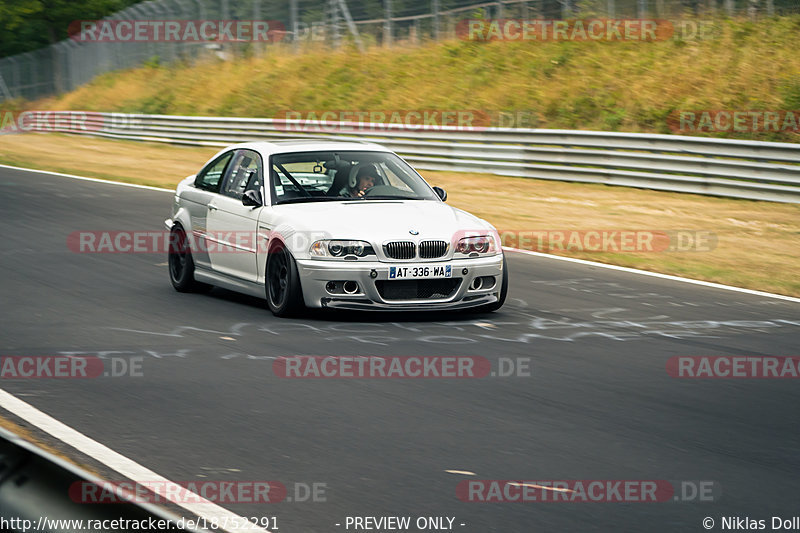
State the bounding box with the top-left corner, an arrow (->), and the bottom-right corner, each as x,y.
362,195 -> 423,200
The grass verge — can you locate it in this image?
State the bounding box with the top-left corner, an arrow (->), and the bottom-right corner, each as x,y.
30,16 -> 800,143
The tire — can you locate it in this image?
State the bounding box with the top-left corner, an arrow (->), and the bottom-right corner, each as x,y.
168,225 -> 211,293
266,242 -> 304,317
470,254 -> 509,313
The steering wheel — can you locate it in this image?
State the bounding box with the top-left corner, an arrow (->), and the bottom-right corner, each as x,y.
357,186 -> 377,197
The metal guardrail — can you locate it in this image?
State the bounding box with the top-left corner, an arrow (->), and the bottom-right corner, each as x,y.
0,427 -> 194,533
32,111 -> 800,203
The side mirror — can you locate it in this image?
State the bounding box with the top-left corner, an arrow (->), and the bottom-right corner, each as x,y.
242,190 -> 263,207
432,186 -> 447,202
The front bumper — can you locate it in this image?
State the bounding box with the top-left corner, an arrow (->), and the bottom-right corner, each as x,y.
295,254 -> 504,310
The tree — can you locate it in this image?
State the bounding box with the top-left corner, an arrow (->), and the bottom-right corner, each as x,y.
0,0 -> 140,58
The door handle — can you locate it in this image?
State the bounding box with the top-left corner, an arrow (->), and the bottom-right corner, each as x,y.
208,204 -> 218,211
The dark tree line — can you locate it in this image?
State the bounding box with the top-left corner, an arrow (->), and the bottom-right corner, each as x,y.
0,0 -> 139,58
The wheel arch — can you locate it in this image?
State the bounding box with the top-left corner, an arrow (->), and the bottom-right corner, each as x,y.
264,237 -> 305,316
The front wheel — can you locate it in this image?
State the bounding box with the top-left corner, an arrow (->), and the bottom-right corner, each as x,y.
470,254 -> 509,313
266,243 -> 304,317
168,225 -> 211,293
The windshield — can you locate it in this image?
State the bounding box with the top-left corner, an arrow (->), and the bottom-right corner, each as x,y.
269,150 -> 439,204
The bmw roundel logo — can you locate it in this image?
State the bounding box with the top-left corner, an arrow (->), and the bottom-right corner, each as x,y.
409,229 -> 419,235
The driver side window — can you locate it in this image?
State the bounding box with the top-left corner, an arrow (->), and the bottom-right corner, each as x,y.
221,150 -> 262,200
195,152 -> 233,192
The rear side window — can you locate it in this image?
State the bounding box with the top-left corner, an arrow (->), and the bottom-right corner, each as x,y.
195,152 -> 233,192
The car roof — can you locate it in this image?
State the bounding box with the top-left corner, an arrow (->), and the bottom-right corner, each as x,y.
221,139 -> 391,157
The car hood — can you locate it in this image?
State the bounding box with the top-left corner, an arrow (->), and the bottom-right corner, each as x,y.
268,200 -> 494,244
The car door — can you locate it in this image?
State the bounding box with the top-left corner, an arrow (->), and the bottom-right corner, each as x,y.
205,149 -> 264,282
180,151 -> 234,270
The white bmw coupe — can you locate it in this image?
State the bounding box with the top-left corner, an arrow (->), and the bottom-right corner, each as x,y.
165,140 -> 507,316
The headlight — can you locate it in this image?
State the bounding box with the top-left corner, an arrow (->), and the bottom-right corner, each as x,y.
329,242 -> 344,256
310,240 -> 375,258
455,235 -> 497,256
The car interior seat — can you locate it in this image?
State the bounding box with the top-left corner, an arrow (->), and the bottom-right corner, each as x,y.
326,160 -> 353,196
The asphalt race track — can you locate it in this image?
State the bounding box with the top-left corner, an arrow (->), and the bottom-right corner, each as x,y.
1,165 -> 799,532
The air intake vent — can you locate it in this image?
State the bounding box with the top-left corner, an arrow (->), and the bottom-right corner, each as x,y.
376,279 -> 461,300
383,241 -> 416,260
418,240 -> 448,259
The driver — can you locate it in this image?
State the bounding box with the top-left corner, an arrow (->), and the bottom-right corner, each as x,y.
343,164 -> 378,198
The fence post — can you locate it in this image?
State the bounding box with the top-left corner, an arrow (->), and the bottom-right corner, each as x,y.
0,72 -> 12,102
100,14 -> 117,71
290,0 -> 299,50
61,42 -> 75,92
9,57 -> 19,99
170,0 -> 190,60
251,0 -> 263,55
194,0 -> 206,20
433,0 -> 440,40
328,0 -> 340,48
51,45 -> 63,95
129,4 -> 155,62
155,0 -> 176,62
24,52 -> 35,100
725,0 -> 734,15
384,0 -> 392,47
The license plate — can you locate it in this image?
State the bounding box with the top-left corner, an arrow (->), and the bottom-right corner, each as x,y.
388,264 -> 452,279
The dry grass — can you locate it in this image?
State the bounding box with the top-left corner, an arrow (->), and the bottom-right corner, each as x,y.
1,132 -> 798,296
31,17 -> 800,142
0,132 -> 218,187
